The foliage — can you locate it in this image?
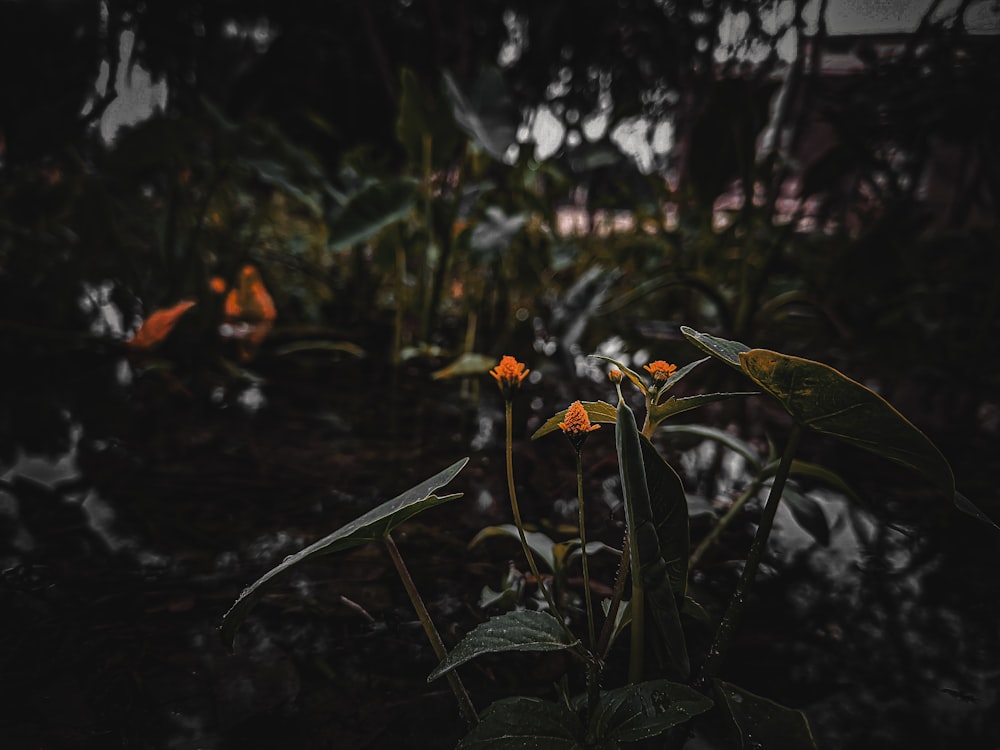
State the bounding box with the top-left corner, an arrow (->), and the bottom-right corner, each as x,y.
222,334 -> 995,748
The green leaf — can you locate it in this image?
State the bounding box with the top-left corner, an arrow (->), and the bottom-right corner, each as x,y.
588,680 -> 714,745
658,424 -> 763,473
739,349 -> 956,500
714,679 -> 818,750
443,68 -> 517,162
653,357 -> 710,401
680,326 -> 750,371
468,524 -> 558,573
457,697 -> 585,749
431,352 -> 501,380
221,458 -> 468,650
639,437 -> 689,598
592,355 -> 649,395
648,392 -> 758,433
326,178 -> 418,249
428,610 -> 579,682
531,400 -> 618,440
617,398 -> 690,679
396,68 -> 462,167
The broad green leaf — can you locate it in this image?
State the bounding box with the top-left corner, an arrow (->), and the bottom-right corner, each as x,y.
658,424 -> 763,472
443,68 -> 517,162
469,524 -> 558,573
588,680 -> 713,745
221,458 -> 468,649
680,326 -> 750,371
326,178 -> 418,249
432,352 -> 500,380
648,392 -> 758,432
428,610 -> 579,682
457,696 -> 585,749
531,401 -> 617,440
714,679 -> 818,750
617,398 -> 690,679
739,349 -> 956,500
639,437 -> 689,598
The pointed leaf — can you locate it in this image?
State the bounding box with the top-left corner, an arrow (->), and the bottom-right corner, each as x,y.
648,392 -> 758,432
617,398 -> 690,679
221,458 -> 468,649
739,349 -> 955,500
469,524 -> 558,573
457,697 -> 585,749
589,680 -> 713,744
327,178 -> 418,249
428,610 -> 579,682
443,68 -> 517,162
954,491 -> 1000,531
639,436 -> 689,598
432,352 -> 502,380
592,355 -> 649,395
680,326 -> 750,371
714,679 -> 818,750
654,357 -> 711,401
531,401 -> 618,440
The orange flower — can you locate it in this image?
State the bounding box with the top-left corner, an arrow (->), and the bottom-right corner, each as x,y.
643,360 -> 677,382
490,355 -> 529,397
209,276 -> 227,295
559,400 -> 600,449
126,299 -> 197,351
608,369 -> 623,384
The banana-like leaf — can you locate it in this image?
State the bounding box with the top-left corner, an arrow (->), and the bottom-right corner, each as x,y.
639,436 -> 689,598
680,326 -> 750,371
531,400 -> 617,440
326,177 -> 418,249
221,458 -> 468,649
617,397 -> 690,679
428,610 -> 579,682
739,349 -> 956,500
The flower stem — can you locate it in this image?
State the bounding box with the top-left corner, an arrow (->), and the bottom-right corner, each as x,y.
575,450 -> 597,653
699,423 -> 804,684
383,532 -> 479,727
502,401 -> 575,641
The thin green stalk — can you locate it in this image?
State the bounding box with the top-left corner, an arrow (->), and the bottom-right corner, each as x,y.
700,423 -> 804,684
688,476 -> 763,571
503,402 -> 560,615
383,532 -> 479,727
575,451 -> 596,653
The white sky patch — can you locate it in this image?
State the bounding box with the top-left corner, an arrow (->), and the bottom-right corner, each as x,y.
98,29 -> 168,144
531,105 -> 566,161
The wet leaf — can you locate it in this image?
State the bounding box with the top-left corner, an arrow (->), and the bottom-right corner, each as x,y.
326,178 -> 418,249
588,680 -> 713,744
221,458 -> 468,650
680,326 -> 750,371
531,401 -> 617,440
126,299 -> 196,351
428,610 -> 578,682
457,696 -> 584,749
739,349 -> 955,500
713,679 -> 818,750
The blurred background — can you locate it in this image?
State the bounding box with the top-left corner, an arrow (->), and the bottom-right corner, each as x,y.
1,1 -> 998,748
